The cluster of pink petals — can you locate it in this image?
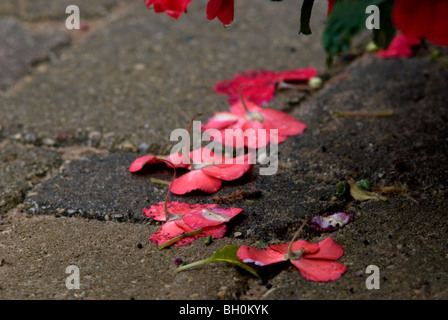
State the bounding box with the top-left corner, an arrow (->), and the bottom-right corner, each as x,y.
377,33 -> 421,59
237,237 -> 347,282
214,68 -> 318,106
202,99 -> 307,149
129,147 -> 253,194
144,0 -> 234,25
144,201 -> 243,246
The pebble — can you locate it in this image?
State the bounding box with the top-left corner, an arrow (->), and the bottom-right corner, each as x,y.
120,142 -> 138,152
233,232 -> 242,238
42,138 -> 55,146
138,142 -> 149,153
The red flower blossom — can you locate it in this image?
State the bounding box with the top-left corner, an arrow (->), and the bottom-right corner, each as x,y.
201,99 -> 307,149
144,0 -> 192,19
327,0 -> 336,16
237,237 -> 347,282
214,68 -> 318,105
144,201 -> 243,247
129,147 -> 253,194
392,0 -> 448,46
377,33 -> 421,58
206,0 -> 234,25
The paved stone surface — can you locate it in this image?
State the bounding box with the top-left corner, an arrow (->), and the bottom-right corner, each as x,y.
0,17 -> 71,93
1,0 -> 447,301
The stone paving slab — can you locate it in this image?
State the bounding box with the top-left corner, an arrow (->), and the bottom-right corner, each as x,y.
0,0 -> 130,21
0,17 -> 71,93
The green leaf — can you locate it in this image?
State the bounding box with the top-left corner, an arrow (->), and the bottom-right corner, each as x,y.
323,0 -> 388,64
175,245 -> 260,279
299,0 -> 315,35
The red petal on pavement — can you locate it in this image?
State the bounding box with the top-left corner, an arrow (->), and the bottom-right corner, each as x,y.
237,246 -> 286,266
291,258 -> 347,282
275,67 -> 318,83
129,155 -> 164,172
149,220 -> 196,246
261,108 -> 307,138
183,205 -> 243,228
170,170 -> 222,194
143,201 -> 192,221
201,154 -> 253,181
268,239 -> 320,255
305,237 -> 345,260
201,112 -> 239,131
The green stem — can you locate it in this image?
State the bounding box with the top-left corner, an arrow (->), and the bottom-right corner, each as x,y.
150,178 -> 170,186
175,257 -> 213,273
158,228 -> 203,250
333,109 -> 393,117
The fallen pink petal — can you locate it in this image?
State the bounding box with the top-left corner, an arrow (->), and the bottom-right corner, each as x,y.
237,237 -> 347,282
309,212 -> 354,232
202,100 -> 307,149
144,201 -> 243,247
129,147 -> 253,194
214,68 -> 318,105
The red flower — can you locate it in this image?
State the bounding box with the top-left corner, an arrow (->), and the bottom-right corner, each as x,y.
393,0 -> 448,46
327,0 -> 336,16
144,0 -> 192,19
201,100 -> 307,149
129,147 -> 253,194
206,0 -> 234,25
377,33 -> 421,58
214,68 -> 318,106
144,201 -> 243,246
237,237 -> 347,282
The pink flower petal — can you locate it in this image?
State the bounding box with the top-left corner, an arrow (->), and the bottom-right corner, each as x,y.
201,153 -> 253,181
261,108 -> 307,138
143,201 -> 193,221
201,112 -> 239,131
237,246 -> 286,266
170,170 -> 222,194
268,239 -> 320,256
129,155 -> 164,172
183,205 -> 243,228
149,220 -> 196,246
291,258 -> 347,282
305,237 -> 345,261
